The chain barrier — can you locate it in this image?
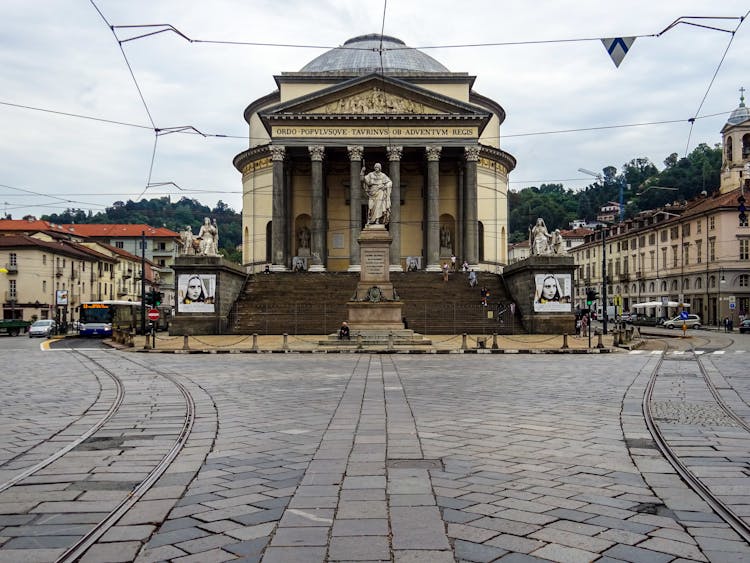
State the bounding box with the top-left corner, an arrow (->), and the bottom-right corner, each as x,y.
189,335 -> 253,348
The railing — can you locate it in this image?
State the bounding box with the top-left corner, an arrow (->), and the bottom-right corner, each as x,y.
4,290 -> 17,302
55,267 -> 63,277
5,263 -> 18,274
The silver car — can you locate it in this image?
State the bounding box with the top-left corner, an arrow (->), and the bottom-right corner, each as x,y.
28,319 -> 57,338
663,314 -> 701,329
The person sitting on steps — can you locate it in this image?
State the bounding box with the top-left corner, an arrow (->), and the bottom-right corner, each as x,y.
338,321 -> 350,340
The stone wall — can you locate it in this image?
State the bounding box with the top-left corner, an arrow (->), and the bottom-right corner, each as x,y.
170,256 -> 247,335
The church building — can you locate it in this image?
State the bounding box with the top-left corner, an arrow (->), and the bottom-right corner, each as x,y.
233,34 -> 516,272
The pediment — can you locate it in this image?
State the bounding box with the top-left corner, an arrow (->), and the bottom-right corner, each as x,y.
304,88 -> 442,115
263,74 -> 488,118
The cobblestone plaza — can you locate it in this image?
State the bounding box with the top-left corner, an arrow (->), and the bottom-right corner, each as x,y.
0,338 -> 749,562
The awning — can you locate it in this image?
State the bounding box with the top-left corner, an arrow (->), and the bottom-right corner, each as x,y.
632,301 -> 690,309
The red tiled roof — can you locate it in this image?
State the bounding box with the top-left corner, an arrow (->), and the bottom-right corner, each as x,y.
0,235 -> 97,260
62,224 -> 179,238
0,219 -> 71,233
561,227 -> 594,237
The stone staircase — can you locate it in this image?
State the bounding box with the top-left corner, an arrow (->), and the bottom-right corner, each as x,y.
229,270 -> 524,335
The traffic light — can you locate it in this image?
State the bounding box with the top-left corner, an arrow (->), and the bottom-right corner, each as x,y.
739,194 -> 747,225
144,291 -> 153,306
155,291 -> 163,306
586,288 -> 599,306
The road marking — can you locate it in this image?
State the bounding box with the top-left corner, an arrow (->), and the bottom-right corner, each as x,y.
650,351 -> 663,355
671,351 -> 686,355
712,350 -> 725,355
629,351 -> 645,354
694,350 -> 705,355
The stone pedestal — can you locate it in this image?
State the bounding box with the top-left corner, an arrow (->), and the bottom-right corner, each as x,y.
503,255 -> 577,335
347,224 -> 403,331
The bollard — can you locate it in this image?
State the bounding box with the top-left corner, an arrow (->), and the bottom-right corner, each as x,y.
357,332 -> 363,350
492,332 -> 499,350
143,333 -> 151,350
129,329 -> 135,347
597,332 -> 604,349
183,334 -> 190,350
561,333 -> 569,349
283,332 -> 289,350
388,331 -> 394,351
461,333 -> 468,350
252,333 -> 258,351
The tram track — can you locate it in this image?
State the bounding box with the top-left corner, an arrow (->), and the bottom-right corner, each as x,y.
0,351 -> 125,494
642,336 -> 750,544
0,349 -> 197,563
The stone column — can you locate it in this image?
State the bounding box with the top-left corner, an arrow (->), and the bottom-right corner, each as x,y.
309,145 -> 326,272
425,145 -> 442,271
270,145 -> 287,269
387,145 -> 403,271
464,146 -> 480,266
347,145 -> 363,271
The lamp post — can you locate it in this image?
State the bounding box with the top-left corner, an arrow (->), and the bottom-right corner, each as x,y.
599,224 -> 608,335
718,267 -> 726,330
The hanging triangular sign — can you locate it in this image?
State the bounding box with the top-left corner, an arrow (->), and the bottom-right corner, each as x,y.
601,37 -> 636,68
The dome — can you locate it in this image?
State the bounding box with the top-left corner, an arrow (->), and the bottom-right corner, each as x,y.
726,94 -> 750,126
300,34 -> 450,74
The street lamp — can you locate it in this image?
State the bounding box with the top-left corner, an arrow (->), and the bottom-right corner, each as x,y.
718,268 -> 726,330
578,167 -> 625,223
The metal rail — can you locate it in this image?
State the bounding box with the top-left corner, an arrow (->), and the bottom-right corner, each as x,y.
643,347 -> 750,544
0,352 -> 125,494
55,351 -> 196,562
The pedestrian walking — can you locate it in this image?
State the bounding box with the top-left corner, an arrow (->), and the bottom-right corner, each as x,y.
450,254 -> 457,272
442,262 -> 449,282
468,269 -> 477,287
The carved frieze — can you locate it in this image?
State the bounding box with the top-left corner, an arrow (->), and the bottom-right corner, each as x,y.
310,88 -> 440,115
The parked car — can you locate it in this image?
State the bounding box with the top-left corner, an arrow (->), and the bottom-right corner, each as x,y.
739,319 -> 750,334
663,314 -> 701,329
28,319 -> 57,338
619,312 -> 634,323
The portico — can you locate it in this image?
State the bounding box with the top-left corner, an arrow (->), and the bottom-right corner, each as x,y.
234,35 -> 515,273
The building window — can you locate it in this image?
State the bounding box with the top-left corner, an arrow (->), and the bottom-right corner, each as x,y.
660,230 -> 668,243
683,243 -> 690,266
709,238 -> 716,261
9,252 -> 17,266
140,240 -> 147,250
742,214 -> 749,227
672,245 -> 678,267
43,280 -> 46,293
696,277 -> 702,289
650,251 -> 655,270
158,259 -> 166,267
696,241 -> 702,264
740,239 -> 749,260
42,254 -> 47,265
661,247 -> 667,269
682,223 -> 691,237
158,242 -> 166,251
115,241 -> 124,249
697,220 -> 702,234
9,280 -> 16,299
649,281 -> 655,292
649,233 -> 656,245
709,216 -> 715,230
740,274 -> 750,287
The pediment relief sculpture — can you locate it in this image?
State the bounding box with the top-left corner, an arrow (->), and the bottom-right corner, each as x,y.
308,88 -> 441,115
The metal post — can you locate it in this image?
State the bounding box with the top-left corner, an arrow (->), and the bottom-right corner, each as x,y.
561,333 -> 569,349
252,333 -> 258,351
283,332 -> 289,350
602,225 -> 608,335
492,332 -> 498,350
461,333 -> 468,350
183,335 -> 190,350
140,231 -> 146,336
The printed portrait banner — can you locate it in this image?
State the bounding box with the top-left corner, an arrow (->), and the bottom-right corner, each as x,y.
533,273 -> 572,312
178,273 -> 216,313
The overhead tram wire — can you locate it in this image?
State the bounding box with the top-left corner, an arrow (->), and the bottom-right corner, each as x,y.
683,11 -> 749,157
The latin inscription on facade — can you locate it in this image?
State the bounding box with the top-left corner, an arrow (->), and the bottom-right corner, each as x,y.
272,126 -> 478,139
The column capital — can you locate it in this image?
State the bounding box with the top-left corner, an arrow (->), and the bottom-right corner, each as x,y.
464,145 -> 481,162
425,145 -> 442,161
386,145 -> 403,161
347,145 -> 364,161
308,145 -> 325,161
270,145 -> 286,161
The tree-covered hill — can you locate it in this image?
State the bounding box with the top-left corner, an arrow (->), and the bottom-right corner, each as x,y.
508,142 -> 722,242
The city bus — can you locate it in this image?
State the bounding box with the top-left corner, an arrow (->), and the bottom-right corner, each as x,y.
78,301 -> 140,337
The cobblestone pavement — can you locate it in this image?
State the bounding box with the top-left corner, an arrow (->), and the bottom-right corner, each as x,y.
0,340 -> 749,562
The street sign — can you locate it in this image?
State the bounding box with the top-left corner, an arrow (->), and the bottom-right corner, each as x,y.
601,37 -> 636,68
730,303 -> 736,310
680,311 -> 689,320
147,308 -> 160,321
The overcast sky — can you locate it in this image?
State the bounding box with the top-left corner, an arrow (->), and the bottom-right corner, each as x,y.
2,1 -> 749,221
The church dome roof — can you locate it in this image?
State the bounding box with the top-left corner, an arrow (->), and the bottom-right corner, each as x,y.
300,34 -> 450,74
726,93 -> 750,126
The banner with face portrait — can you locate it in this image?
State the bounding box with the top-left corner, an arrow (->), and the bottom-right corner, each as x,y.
533,273 -> 572,312
178,274 -> 216,313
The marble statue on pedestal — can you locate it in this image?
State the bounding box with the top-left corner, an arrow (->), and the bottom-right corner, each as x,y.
360,162 -> 392,225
